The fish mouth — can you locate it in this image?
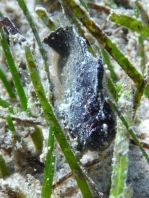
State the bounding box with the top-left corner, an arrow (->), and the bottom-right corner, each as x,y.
82,118 -> 116,151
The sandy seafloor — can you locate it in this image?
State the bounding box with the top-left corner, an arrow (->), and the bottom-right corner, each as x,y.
0,0 -> 149,197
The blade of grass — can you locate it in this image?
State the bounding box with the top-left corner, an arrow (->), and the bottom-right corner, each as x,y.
35,6 -> 57,31
108,11 -> 148,112
42,127 -> 55,198
43,155 -> 55,198
109,12 -> 149,37
108,99 -> 149,163
16,0 -> 52,90
100,51 -> 118,101
110,118 -> 129,197
30,126 -> 43,150
24,44 -> 92,198
106,77 -> 118,101
116,81 -> 123,95
101,48 -> 117,81
6,115 -> 15,132
80,0 -> 89,12
133,3 -> 140,18
144,84 -> 149,99
59,0 -> 144,88
138,35 -> 146,74
0,154 -> 8,177
87,2 -> 110,15
133,79 -> 146,113
0,98 -> 13,113
0,68 -> 16,98
0,29 -> 27,111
